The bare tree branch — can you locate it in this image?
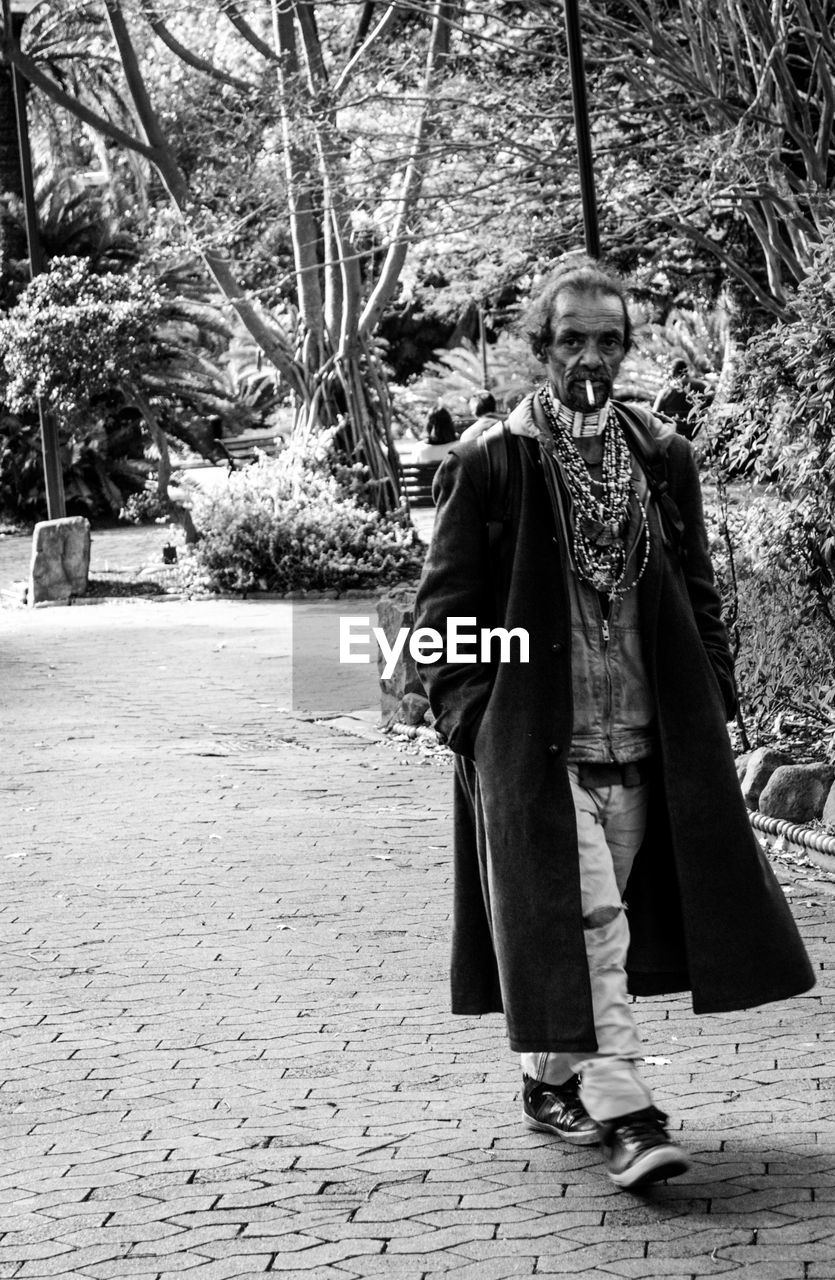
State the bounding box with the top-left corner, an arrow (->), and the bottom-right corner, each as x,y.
359,0 -> 451,338
666,219 -> 786,318
216,0 -> 278,62
103,0 -> 304,393
293,0 -> 362,357
138,2 -> 255,93
333,2 -> 399,98
1,40 -> 156,159
271,0 -> 324,365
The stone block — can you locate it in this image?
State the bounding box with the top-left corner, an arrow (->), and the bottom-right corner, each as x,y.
823,780 -> 835,828
399,692 -> 430,726
28,517 -> 91,607
376,585 -> 422,719
735,751 -> 752,781
740,747 -> 792,809
758,762 -> 835,823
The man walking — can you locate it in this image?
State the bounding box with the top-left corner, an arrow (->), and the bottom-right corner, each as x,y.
414,259 -> 814,1190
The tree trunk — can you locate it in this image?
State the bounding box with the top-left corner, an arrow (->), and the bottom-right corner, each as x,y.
128,386 -> 171,498
0,57 -> 27,308
127,385 -> 199,543
103,0 -> 307,397
283,0 -> 403,511
272,1 -> 325,368
284,0 -> 452,513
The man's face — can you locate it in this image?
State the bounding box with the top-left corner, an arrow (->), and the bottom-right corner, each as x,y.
544,289 -> 626,411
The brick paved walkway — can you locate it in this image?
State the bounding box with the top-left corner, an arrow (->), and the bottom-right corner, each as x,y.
1,599 -> 834,1279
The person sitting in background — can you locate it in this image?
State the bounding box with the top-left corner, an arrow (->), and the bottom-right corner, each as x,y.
413,404 -> 458,462
653,359 -> 713,440
459,389 -> 502,443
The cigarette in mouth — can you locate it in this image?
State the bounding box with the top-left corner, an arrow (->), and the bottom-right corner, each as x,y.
585,379 -> 595,407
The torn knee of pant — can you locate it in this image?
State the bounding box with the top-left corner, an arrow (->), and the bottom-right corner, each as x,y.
583,904 -> 622,929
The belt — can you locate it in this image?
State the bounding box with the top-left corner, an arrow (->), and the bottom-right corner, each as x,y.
575,759 -> 653,789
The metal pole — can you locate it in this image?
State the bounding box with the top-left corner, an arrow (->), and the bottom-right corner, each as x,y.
6,3 -> 65,518
563,0 -> 600,259
478,303 -> 489,388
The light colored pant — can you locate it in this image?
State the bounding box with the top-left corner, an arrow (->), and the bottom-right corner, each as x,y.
520,765 -> 654,1123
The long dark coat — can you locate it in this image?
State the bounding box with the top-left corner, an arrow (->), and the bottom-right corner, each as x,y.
414,420 -> 815,1054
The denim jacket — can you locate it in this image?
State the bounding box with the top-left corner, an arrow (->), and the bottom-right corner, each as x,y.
564,466 -> 656,763
496,393 -> 672,764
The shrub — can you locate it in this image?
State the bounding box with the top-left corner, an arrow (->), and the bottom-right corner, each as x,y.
721,231 -> 835,622
0,405 -> 152,525
0,256 -> 240,522
704,491 -> 835,754
0,256 -> 163,421
733,567 -> 835,751
185,448 -> 425,594
120,487 -> 175,526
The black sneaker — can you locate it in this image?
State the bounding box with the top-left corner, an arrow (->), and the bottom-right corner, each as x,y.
522,1074 -> 599,1145
599,1105 -> 689,1189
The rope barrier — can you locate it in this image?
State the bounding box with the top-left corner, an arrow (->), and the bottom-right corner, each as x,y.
749,809 -> 835,859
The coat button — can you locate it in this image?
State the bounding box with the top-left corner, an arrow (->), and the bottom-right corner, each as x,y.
548,743 -> 562,755
551,641 -> 563,653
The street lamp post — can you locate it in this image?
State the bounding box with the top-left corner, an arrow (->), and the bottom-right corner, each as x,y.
563,0 -> 600,260
478,303 -> 489,390
4,0 -> 65,518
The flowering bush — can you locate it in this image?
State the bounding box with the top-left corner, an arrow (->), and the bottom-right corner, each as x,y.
120,487 -> 173,526
186,447 -> 425,594
0,257 -> 162,422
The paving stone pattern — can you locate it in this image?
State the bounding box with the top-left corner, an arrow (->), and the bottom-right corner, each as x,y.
1,599 -> 835,1279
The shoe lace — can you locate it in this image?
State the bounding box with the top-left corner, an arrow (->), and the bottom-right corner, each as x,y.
611,1107 -> 669,1144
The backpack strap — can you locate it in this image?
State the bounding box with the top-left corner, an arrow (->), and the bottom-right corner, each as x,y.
477,419 -> 512,550
612,400 -> 686,548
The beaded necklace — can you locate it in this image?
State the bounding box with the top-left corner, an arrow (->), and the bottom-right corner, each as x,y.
539,384 -> 650,601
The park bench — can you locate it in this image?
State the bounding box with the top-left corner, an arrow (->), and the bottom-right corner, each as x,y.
399,459 -> 440,507
219,430 -> 282,463
217,433 -> 442,508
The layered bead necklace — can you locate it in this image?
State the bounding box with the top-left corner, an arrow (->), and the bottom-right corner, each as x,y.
539,384 -> 650,601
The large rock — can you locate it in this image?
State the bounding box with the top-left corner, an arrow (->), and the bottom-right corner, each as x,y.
759,763 -> 835,823
734,751 -> 752,782
28,517 -> 91,607
376,585 -> 422,719
823,780 -> 835,828
740,746 -> 792,809
399,691 -> 430,726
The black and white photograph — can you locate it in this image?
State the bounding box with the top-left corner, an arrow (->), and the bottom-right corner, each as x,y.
1,2 -> 834,1277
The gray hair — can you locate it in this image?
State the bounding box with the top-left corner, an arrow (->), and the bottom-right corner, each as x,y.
519,258 -> 633,361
